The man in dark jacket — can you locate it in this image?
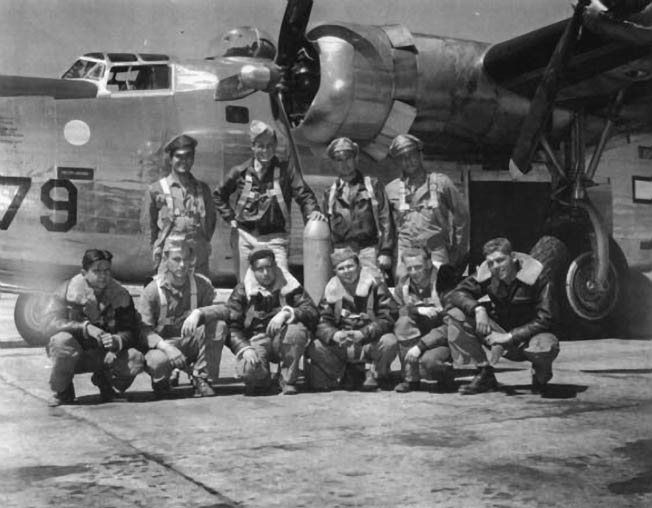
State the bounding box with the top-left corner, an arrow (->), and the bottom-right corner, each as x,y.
44,249 -> 144,406
225,248 -> 318,395
393,248 -> 458,393
213,120 -> 324,281
307,247 -> 399,391
446,237 -> 559,395
324,137 -> 395,279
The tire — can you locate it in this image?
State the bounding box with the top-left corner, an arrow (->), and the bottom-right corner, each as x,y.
529,235 -> 628,339
560,238 -> 628,339
14,293 -> 50,346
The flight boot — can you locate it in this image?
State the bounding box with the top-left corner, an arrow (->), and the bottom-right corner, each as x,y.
458,366 -> 498,395
48,383 -> 76,407
360,370 -> 379,392
92,372 -> 127,403
192,376 -> 216,397
152,379 -> 173,400
394,380 -> 420,393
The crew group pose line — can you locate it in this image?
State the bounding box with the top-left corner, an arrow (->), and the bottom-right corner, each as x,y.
44,126 -> 560,405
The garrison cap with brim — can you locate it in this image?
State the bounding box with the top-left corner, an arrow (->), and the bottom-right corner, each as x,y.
330,246 -> 359,267
164,134 -> 198,155
248,247 -> 276,266
327,137 -> 359,159
389,133 -> 423,158
249,120 -> 277,143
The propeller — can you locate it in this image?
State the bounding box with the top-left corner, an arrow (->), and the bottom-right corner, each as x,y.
509,0 -> 590,178
214,1 -> 314,175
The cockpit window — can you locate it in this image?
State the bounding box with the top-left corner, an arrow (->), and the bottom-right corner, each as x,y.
62,59 -> 103,81
106,64 -> 170,92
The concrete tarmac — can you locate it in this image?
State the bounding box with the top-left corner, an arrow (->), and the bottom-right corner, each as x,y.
1,292 -> 651,508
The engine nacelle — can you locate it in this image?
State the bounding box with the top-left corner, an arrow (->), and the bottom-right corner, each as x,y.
290,23 -> 571,162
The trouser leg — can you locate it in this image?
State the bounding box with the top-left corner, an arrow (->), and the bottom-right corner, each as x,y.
266,235 -> 290,276
145,348 -> 173,383
513,333 -> 560,384
272,323 -> 309,385
305,339 -> 348,390
363,333 -> 398,379
236,228 -> 256,283
175,328 -> 208,379
419,347 -> 453,380
48,332 -> 86,393
395,314 -> 420,382
357,246 -> 383,281
110,348 -> 145,392
236,334 -> 272,389
193,238 -> 212,278
205,321 -> 225,382
445,308 -> 489,367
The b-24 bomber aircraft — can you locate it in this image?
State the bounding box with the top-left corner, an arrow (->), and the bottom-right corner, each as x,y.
1,0 -> 652,344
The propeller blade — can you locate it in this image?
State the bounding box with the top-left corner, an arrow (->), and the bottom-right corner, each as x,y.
272,90 -> 305,176
509,0 -> 589,178
276,0 -> 313,68
214,74 -> 255,101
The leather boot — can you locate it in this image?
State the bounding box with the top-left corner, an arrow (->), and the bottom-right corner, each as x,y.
48,383 -> 76,407
360,370 -> 379,392
458,366 -> 498,395
394,380 -> 420,393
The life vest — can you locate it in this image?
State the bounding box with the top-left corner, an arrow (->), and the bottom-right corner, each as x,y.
234,166 -> 289,225
397,173 -> 440,213
154,274 -> 198,333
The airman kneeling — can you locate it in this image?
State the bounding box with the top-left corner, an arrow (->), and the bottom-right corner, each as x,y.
307,247 -> 399,391
45,249 -> 144,406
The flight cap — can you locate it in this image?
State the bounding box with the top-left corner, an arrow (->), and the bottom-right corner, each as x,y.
164,134 -> 198,155
249,120 -> 277,143
330,246 -> 359,268
389,134 -> 423,157
327,137 -> 359,159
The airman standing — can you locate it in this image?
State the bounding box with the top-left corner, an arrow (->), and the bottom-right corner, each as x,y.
324,137 -> 395,278
213,120 -> 324,281
386,134 -> 469,277
147,134 -> 216,277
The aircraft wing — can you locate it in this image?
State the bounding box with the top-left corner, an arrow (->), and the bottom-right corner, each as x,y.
483,9 -> 652,129
0,75 -> 98,99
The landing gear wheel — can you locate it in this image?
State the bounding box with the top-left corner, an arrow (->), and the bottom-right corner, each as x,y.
565,252 -> 619,321
14,293 -> 50,346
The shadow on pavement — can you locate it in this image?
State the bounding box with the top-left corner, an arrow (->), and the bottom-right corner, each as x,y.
580,368 -> 652,374
501,383 -> 588,399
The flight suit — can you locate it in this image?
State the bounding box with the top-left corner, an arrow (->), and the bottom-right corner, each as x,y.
147,172 -> 216,277
394,267 -> 452,384
225,267 -> 318,390
446,252 -> 560,385
307,267 -> 399,390
213,156 -> 320,280
324,171 -> 395,275
139,272 -> 216,382
45,274 -> 144,394
386,172 -> 469,276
